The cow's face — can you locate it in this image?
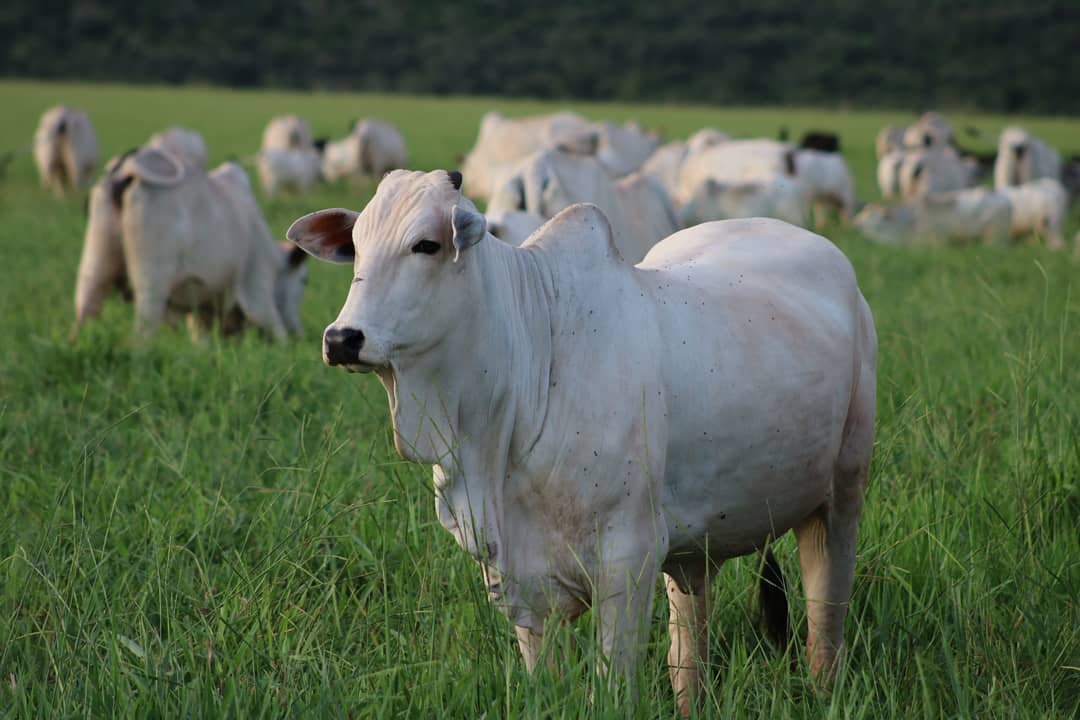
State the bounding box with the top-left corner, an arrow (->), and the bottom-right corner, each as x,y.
287,170 -> 485,372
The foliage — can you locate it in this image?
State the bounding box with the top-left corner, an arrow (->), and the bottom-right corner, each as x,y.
1,1 -> 1079,113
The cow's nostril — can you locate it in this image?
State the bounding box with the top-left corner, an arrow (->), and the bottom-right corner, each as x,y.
324,326 -> 365,365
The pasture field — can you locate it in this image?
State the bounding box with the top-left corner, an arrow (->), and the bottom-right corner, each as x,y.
0,80 -> 1078,718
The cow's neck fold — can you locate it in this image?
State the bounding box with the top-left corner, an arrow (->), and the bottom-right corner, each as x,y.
382,234 -> 553,560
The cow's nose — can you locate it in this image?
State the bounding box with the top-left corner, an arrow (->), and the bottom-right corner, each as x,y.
323,326 -> 365,365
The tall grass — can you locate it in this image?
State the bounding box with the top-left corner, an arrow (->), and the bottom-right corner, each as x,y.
0,80 -> 1077,718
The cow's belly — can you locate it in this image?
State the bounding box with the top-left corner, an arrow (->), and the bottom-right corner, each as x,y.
653,280 -> 856,558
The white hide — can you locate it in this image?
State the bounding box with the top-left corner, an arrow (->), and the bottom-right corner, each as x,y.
487,148 -> 680,263
999,178 -> 1068,249
854,188 -> 1012,246
286,169 -> 876,711
73,147 -> 306,340
875,126 -> 904,160
994,127 -> 1061,190
257,148 -> 322,196
675,139 -> 796,206
147,127 -> 208,169
355,119 -> 408,178
460,110 -> 593,200
679,175 -> 807,228
877,150 -> 905,199
593,121 -> 662,178
261,115 -> 313,152
33,105 -> 100,194
898,147 -> 973,199
794,149 -> 856,224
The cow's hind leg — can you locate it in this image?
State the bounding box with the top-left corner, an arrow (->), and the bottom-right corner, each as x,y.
664,558 -> 716,718
795,366 -> 873,683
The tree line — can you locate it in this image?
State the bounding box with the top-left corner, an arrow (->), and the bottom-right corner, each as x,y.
2,0 -> 1078,114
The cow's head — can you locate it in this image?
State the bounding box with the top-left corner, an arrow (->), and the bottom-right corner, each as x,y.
286,170 -> 486,371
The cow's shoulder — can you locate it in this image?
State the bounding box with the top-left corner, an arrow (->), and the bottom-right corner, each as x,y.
524,203 -> 624,268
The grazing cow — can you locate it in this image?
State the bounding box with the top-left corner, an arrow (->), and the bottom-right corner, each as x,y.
686,128 -> 730,153
994,127 -> 1061,190
261,115 -> 313,152
902,111 -> 954,150
999,178 -> 1068,250
854,188 -> 1012,246
354,119 -> 408,179
800,131 -> 841,153
592,121 -> 662,178
257,147 -> 322,196
679,175 -> 807,228
147,127 -> 208,169
877,150 -> 905,200
34,105 -> 99,194
898,147 -> 973,199
461,110 -> 593,200
675,139 -> 797,205
875,126 -> 904,160
641,128 -> 729,199
794,149 -> 856,226
641,142 -> 692,198
487,148 -> 679,263
72,147 -> 307,340
321,133 -> 361,183
286,169 -> 877,717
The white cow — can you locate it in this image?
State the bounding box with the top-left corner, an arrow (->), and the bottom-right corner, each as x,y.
33,105 -> 99,194
72,147 -> 307,340
999,178 -> 1068,249
147,127 -> 208,169
898,147 -> 973,199
675,139 -> 797,206
641,128 -> 730,198
593,121 -> 662,178
875,126 -> 904,160
794,149 -> 856,225
854,188 -> 1012,246
355,119 -> 408,178
487,148 -> 679,263
261,115 -> 313,151
679,175 -> 807,228
461,110 -> 593,200
877,150 -> 905,199
321,134 -> 360,183
994,127 -> 1061,190
902,111 -> 954,150
257,148 -> 322,196
286,169 -> 876,717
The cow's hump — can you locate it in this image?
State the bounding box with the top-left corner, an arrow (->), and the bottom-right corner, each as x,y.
525,203 -> 623,268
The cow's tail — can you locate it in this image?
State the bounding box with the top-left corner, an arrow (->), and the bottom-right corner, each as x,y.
757,548 -> 790,650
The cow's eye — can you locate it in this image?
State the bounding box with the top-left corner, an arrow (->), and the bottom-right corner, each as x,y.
411,239 -> 440,255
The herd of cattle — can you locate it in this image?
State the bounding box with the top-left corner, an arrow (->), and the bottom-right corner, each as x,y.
33,104 -> 1077,342
25,100 -> 1076,715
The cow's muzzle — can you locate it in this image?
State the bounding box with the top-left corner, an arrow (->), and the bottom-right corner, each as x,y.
323,326 -> 366,368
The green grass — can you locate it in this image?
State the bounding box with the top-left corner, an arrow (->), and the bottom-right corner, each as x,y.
1,80 -> 1078,718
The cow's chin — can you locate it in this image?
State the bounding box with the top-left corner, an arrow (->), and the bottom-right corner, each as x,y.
341,362 -> 378,374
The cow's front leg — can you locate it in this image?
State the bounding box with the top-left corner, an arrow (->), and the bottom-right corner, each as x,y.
515,625 -> 545,672
664,558 -> 718,718
593,554 -> 660,703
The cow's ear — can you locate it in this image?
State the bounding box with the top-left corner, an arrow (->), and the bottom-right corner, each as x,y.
451,204 -> 486,262
286,208 -> 358,264
131,147 -> 185,187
